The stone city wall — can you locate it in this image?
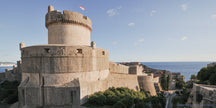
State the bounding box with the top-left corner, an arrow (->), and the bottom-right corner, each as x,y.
107,73 -> 139,91
0,73 -> 5,81
20,70 -> 110,107
128,65 -> 145,75
109,62 -> 129,74
2,61 -> 22,81
19,45 -> 110,107
17,5 -> 162,108
152,77 -> 159,83
79,77 -> 109,104
138,75 -> 157,96
188,84 -> 216,108
21,45 -> 109,74
18,82 -> 81,107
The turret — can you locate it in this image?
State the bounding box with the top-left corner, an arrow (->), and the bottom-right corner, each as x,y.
19,42 -> 25,50
45,5 -> 92,46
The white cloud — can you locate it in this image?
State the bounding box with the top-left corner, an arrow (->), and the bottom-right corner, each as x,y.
107,6 -> 122,16
138,38 -> 144,42
128,22 -> 135,26
211,14 -> 216,19
181,4 -> 187,11
112,41 -> 118,45
181,36 -> 188,40
150,10 -> 157,16
107,9 -> 118,16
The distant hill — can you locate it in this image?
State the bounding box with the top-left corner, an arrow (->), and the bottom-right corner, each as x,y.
0,62 -> 16,64
0,62 -> 16,67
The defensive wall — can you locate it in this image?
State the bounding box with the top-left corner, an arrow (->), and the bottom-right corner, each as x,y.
17,5 -> 159,108
21,45 -> 109,74
109,62 -> 129,74
129,65 -> 144,75
138,75 -> 157,96
0,61 -> 22,82
187,84 -> 216,108
0,73 -> 5,81
46,5 -> 92,46
19,45 -> 110,107
107,73 -> 139,90
109,62 -> 157,95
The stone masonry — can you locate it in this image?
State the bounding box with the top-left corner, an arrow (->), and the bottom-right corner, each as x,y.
187,84 -> 216,108
18,5 -> 158,108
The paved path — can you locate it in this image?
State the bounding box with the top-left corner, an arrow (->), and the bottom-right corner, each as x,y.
167,93 -> 176,108
165,91 -> 177,108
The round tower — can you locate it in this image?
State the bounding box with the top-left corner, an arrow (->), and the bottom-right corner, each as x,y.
46,5 -> 92,46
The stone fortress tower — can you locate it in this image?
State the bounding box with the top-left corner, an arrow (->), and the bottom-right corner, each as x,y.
46,5 -> 92,46
18,5 -> 159,108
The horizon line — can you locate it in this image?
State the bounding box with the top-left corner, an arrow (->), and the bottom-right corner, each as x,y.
114,61 -> 215,63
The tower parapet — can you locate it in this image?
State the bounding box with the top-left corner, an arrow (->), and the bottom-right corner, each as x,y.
46,5 -> 92,46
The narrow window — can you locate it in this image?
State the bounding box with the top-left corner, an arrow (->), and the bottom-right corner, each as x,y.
42,77 -> 45,86
102,51 -> 105,55
77,49 -> 82,54
71,91 -> 73,104
83,16 -> 87,20
44,48 -> 50,53
22,89 -> 25,105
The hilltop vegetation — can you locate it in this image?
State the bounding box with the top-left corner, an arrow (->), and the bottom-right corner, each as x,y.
197,65 -> 216,85
160,74 -> 170,91
84,87 -> 165,108
0,80 -> 19,105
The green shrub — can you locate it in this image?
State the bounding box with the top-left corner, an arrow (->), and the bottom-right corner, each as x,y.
3,91 -> 18,104
113,101 -> 127,108
197,65 -> 216,85
86,87 -> 165,108
88,92 -> 106,106
135,102 -> 148,108
120,96 -> 134,108
0,80 -> 20,104
104,89 -> 119,105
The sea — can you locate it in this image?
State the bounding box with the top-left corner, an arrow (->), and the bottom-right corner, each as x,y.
141,62 -> 211,81
0,62 -> 211,81
0,66 -> 13,73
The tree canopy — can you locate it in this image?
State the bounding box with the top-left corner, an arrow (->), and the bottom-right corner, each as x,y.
197,65 -> 216,85
85,87 -> 165,108
190,74 -> 196,80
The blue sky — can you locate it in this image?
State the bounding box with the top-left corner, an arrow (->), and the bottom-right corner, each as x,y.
1,0 -> 216,62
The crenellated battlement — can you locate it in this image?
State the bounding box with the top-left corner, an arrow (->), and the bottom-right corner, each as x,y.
46,6 -> 92,31
46,5 -> 92,46
18,5 -> 159,108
